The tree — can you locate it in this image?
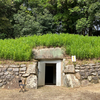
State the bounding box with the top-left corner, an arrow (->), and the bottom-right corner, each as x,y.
13,5 -> 55,37
71,0 -> 100,36
40,0 -> 78,33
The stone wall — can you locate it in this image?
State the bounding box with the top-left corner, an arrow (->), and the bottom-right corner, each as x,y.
0,62 -> 37,89
63,63 -> 100,88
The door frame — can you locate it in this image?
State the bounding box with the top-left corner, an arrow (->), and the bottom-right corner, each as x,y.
38,60 -> 61,86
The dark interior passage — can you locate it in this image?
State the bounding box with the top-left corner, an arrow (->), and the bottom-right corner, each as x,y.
45,63 -> 56,85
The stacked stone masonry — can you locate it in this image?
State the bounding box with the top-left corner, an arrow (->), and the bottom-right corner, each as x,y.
63,63 -> 100,88
0,62 -> 37,89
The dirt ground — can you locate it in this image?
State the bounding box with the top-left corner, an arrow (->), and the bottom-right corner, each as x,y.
1,84 -> 100,100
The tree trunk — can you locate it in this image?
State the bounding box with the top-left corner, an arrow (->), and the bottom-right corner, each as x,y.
82,30 -> 85,36
89,27 -> 92,36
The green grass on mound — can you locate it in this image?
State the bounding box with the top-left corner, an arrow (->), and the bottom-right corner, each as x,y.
0,33 -> 100,61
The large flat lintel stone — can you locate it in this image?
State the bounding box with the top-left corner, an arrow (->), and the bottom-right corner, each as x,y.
32,47 -> 65,60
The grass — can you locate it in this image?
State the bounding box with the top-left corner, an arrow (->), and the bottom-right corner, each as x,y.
0,33 -> 100,61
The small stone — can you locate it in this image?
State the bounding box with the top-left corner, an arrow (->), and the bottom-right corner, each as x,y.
2,68 -> 7,72
0,80 -> 2,83
80,72 -> 85,76
86,66 -> 90,69
0,72 -> 4,76
13,68 -> 19,72
91,72 -> 97,76
3,79 -> 6,82
81,80 -> 89,87
8,68 -> 13,71
4,72 -> 9,75
84,68 -> 88,72
0,68 -> 2,72
19,71 -> 25,74
80,67 -> 85,70
9,65 -> 19,68
91,77 -> 99,84
88,76 -> 92,81
75,73 -> 81,80
95,68 -> 98,71
20,64 -> 26,67
22,73 -> 30,77
4,65 -> 9,68
89,64 -> 95,66
6,74 -> 11,79
98,71 -> 100,75
20,67 -> 26,71
0,65 -> 3,67
75,67 -> 80,69
14,72 -> 19,76
75,70 -> 80,72
3,82 -> 7,85
0,83 -> 3,87
0,75 -> 5,79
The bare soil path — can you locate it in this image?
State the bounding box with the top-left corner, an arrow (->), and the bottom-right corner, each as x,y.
1,84 -> 100,100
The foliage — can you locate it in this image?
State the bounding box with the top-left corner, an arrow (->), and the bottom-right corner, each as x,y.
0,34 -> 100,61
13,5 -> 55,37
71,0 -> 100,35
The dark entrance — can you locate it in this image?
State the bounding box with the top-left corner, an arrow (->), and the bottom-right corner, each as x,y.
45,63 -> 56,85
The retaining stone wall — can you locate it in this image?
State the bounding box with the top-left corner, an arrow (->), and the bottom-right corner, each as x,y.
0,62 -> 37,89
63,63 -> 100,88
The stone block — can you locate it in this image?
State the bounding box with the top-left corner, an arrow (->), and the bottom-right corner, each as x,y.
64,65 -> 75,74
0,68 -> 2,72
13,68 -> 19,72
75,70 -> 80,72
3,79 -> 6,82
20,67 -> 26,71
2,68 -> 7,72
89,64 -> 95,66
91,77 -> 99,84
91,72 -> 97,76
19,71 -> 25,74
75,66 -> 80,69
88,76 -> 92,81
0,83 -> 3,87
4,65 -> 9,68
63,74 -> 80,88
26,75 -> 37,89
14,72 -> 19,76
22,73 -> 30,77
98,71 -> 100,75
80,67 -> 85,70
86,66 -> 90,69
0,80 -> 2,83
27,64 -> 37,74
20,64 -> 26,67
0,75 -> 5,79
4,72 -> 9,75
6,74 -> 11,79
32,47 -> 65,60
8,68 -> 13,71
0,72 -> 4,76
0,65 -> 3,67
3,82 -> 7,85
81,80 -> 89,87
80,72 -> 85,76
9,65 -> 19,68
75,73 -> 81,80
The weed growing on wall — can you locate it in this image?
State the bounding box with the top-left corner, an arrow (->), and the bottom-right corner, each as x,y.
0,34 -> 100,61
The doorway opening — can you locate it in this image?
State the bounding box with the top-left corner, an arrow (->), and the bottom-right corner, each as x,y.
45,63 -> 56,85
